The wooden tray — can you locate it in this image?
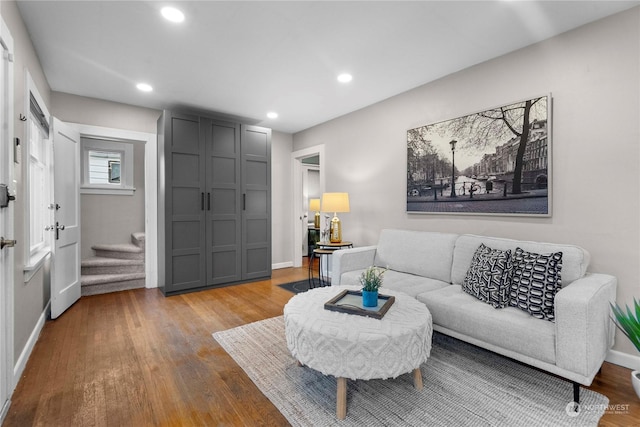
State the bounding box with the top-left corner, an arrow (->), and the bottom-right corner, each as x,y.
324,290 -> 395,319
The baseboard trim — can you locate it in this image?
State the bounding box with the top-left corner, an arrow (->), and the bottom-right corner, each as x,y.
272,261 -> 294,270
13,301 -> 50,388
606,348 -> 640,370
0,397 -> 10,425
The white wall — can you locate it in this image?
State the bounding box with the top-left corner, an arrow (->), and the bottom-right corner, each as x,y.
293,8 -> 640,356
271,131 -> 294,267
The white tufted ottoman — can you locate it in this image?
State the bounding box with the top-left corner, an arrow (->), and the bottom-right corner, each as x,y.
283,286 -> 433,419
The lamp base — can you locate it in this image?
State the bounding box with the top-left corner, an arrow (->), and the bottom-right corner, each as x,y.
314,212 -> 320,229
330,214 -> 342,243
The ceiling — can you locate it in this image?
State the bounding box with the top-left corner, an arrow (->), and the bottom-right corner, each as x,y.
16,1 -> 639,134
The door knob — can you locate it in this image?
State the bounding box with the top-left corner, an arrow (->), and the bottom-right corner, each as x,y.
45,222 -> 65,240
0,237 -> 16,250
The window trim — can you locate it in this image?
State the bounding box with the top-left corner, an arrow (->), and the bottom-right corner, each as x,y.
23,71 -> 52,275
80,137 -> 135,196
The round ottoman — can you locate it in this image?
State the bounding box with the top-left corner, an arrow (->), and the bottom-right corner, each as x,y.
283,286 -> 433,419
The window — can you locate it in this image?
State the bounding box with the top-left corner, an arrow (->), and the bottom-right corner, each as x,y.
81,138 -> 135,195
24,75 -> 52,274
88,150 -> 121,184
28,115 -> 48,253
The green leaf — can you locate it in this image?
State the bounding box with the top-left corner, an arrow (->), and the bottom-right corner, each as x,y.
611,301 -> 640,353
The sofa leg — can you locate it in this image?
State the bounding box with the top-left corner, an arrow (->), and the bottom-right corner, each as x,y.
573,382 -> 580,407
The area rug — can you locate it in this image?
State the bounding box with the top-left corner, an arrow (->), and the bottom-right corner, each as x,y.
277,280 -> 317,294
213,316 -> 608,427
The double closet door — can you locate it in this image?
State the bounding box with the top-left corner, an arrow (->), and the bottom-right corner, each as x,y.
158,111 -> 271,295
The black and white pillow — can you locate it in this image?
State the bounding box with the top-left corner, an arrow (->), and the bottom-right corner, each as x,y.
509,247 -> 563,322
462,244 -> 512,308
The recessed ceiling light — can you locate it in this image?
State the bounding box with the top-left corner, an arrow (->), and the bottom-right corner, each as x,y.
267,112 -> 278,119
337,73 -> 353,83
136,83 -> 153,92
161,6 -> 185,23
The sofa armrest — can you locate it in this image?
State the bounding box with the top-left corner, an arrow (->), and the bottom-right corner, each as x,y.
331,246 -> 377,286
555,273 -> 617,382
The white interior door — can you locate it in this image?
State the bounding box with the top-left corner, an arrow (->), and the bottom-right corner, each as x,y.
0,17 -> 14,420
51,118 -> 81,319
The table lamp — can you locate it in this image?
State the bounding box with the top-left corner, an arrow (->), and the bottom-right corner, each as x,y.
309,198 -> 321,228
321,192 -> 350,243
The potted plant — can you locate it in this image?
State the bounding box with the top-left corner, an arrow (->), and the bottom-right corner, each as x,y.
360,266 -> 386,307
611,299 -> 640,398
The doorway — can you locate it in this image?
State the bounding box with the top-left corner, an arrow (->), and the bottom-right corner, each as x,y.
301,158 -> 320,257
291,145 -> 325,268
71,124 -> 157,292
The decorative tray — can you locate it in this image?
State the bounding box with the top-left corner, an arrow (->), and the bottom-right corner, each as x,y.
324,290 -> 395,319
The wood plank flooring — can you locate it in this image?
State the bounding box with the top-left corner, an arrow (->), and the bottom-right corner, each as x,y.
3,264 -> 639,426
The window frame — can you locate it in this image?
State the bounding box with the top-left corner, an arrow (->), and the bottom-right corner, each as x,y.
23,72 -> 52,277
80,137 -> 135,195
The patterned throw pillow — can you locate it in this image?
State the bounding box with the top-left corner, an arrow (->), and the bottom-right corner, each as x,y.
462,244 -> 512,308
509,247 -> 563,322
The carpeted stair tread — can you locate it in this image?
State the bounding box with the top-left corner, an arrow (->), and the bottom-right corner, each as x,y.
91,243 -> 143,253
131,232 -> 145,249
81,256 -> 145,275
81,257 -> 144,267
81,272 -> 146,286
81,278 -> 145,296
131,232 -> 145,242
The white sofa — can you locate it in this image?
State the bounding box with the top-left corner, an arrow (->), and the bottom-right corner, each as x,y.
331,229 -> 617,401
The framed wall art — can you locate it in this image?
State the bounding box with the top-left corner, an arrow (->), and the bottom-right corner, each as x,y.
407,94 -> 551,216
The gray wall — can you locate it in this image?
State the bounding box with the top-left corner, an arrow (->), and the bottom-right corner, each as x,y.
271,130 -> 294,266
80,139 -> 145,259
293,8 -> 640,356
1,0 -> 52,363
51,92 -> 160,134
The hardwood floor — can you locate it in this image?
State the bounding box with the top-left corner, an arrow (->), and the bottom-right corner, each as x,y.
3,264 -> 639,426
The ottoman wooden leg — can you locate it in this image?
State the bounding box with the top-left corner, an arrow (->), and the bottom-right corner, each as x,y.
413,368 -> 423,391
336,377 -> 347,419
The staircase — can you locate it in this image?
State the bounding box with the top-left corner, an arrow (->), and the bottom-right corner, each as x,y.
81,232 -> 146,296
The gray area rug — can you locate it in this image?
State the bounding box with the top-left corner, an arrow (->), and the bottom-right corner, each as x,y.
213,316 -> 608,427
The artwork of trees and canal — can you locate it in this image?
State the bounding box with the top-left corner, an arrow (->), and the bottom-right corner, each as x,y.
407,95 -> 550,216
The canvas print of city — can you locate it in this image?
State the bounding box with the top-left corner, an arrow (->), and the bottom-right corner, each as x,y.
407,95 -> 550,216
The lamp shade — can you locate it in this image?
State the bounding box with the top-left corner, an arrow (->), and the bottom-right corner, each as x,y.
309,198 -> 321,212
321,192 -> 350,213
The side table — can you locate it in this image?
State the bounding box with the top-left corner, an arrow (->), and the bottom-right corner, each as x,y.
308,241 -> 353,288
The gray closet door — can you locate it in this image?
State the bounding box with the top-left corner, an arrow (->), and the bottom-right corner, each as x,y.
203,118 -> 242,285
163,112 -> 206,292
241,125 -> 272,279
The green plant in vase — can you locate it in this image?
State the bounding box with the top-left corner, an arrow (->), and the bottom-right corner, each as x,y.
360,266 -> 386,308
610,299 -> 640,398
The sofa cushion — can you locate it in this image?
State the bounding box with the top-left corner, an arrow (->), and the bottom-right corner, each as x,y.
417,285 -> 556,364
462,244 -> 512,308
339,269 -> 450,298
374,229 -> 458,283
452,235 -> 588,286
509,247 -> 563,322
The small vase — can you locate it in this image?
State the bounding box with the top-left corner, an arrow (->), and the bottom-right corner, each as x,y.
632,371 -> 640,399
362,290 -> 378,307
